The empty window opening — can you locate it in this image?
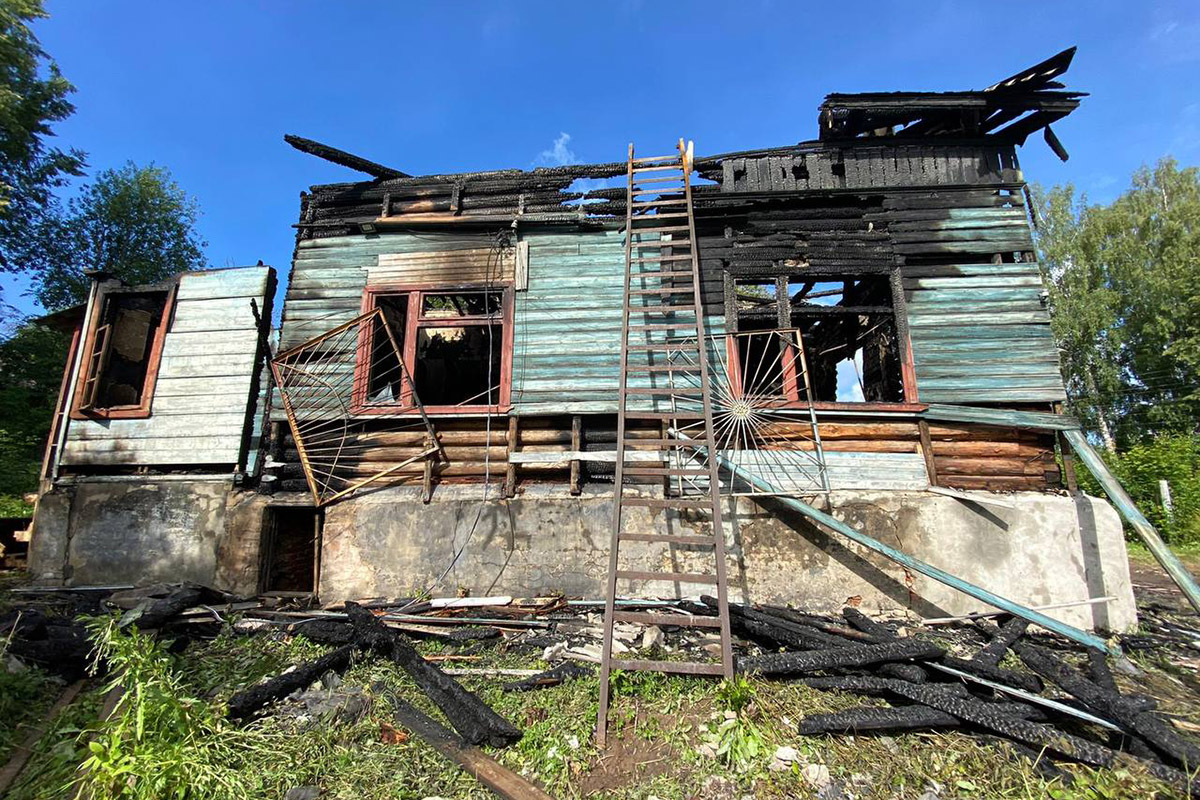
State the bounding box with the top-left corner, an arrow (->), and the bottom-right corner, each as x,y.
733,274 -> 904,404
261,506 -> 320,594
78,290 -> 169,413
367,293 -> 408,403
359,286 -> 509,411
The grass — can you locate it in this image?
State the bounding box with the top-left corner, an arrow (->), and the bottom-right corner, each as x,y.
1127,539 -> 1200,566
0,610 -> 1191,799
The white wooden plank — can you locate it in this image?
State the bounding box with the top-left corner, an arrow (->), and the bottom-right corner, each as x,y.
153,375 -> 254,397
157,352 -> 259,380
160,330 -> 260,357
68,414 -> 248,441
170,297 -> 261,332
175,267 -> 270,301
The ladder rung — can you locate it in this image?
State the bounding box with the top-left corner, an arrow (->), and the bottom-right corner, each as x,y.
628,240 -> 691,248
632,164 -> 683,173
630,269 -> 696,278
622,410 -> 706,419
610,611 -> 722,628
626,323 -> 701,331
628,305 -> 697,313
631,254 -> 692,262
606,658 -> 727,676
624,439 -> 709,448
626,225 -> 690,235
631,154 -> 679,164
615,570 -> 718,584
623,467 -> 710,477
622,386 -> 704,394
628,287 -> 694,295
625,344 -> 700,352
632,198 -> 689,207
620,498 -> 714,509
631,188 -> 684,196
636,175 -> 688,184
631,212 -> 689,220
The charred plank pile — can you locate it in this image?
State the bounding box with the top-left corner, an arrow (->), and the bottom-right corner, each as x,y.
682,598 -> 1200,793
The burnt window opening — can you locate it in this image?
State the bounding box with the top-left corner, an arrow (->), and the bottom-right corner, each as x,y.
78,290 -> 170,413
732,273 -> 905,404
360,287 -> 509,411
367,293 -> 408,403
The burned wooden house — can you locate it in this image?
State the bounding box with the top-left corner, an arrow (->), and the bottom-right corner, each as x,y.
28,49 -> 1149,637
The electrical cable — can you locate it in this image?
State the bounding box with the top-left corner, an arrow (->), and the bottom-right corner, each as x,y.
399,227 -> 509,609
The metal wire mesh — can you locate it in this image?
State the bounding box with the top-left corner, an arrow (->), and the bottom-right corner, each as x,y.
662,328 -> 830,497
271,308 -> 441,506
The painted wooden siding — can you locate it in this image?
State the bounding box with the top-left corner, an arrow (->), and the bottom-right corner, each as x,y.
903,262 -> 1064,404
512,229 -> 724,416
281,232 -> 511,350
62,267 -> 272,467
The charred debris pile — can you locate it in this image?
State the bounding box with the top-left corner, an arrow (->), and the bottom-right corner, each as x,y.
9,583 -> 1200,794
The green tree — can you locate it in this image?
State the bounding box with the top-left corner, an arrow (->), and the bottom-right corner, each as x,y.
0,321 -> 66,511
1035,159 -> 1200,450
0,0 -> 85,271
18,162 -> 206,310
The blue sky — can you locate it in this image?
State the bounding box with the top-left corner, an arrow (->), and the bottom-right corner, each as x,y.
3,0 -> 1198,322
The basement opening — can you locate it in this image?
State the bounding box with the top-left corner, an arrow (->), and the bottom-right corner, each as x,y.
260,506 -> 321,594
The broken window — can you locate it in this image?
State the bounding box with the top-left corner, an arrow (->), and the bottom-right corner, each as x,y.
74,289 -> 172,417
358,286 -> 509,412
731,273 -> 906,404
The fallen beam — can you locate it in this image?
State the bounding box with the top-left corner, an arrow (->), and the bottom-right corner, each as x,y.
391,699 -> 555,800
0,679 -> 87,795
973,617 -> 1029,667
1063,430 -> 1200,614
284,134 -> 409,179
227,643 -> 359,720
739,639 -> 943,676
797,704 -> 959,734
1014,641 -> 1200,769
345,603 -> 521,748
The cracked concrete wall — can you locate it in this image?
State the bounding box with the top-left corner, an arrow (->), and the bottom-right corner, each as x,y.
320,485 -> 1137,632
28,481 -> 270,594
28,477 -> 1137,633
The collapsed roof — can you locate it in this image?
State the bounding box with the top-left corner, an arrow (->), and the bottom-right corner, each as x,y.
285,48 -> 1083,236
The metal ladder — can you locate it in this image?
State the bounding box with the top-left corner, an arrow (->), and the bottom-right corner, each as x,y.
596,140 -> 734,745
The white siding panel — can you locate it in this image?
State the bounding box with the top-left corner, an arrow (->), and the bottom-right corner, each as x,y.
61,266 -> 270,468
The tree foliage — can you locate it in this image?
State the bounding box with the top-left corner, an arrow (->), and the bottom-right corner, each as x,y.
0,320 -> 66,509
1035,159 -> 1200,451
15,162 -> 206,310
0,0 -> 85,270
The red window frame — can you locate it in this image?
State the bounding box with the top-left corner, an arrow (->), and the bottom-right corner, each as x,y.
723,329 -> 922,413
69,284 -> 177,420
353,283 -> 513,415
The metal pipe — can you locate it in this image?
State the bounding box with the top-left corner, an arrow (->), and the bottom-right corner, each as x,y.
1063,430 -> 1200,614
669,428 -> 1117,655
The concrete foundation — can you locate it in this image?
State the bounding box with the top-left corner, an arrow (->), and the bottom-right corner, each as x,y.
28,479 -> 269,598
29,480 -> 1137,632
320,484 -> 1136,632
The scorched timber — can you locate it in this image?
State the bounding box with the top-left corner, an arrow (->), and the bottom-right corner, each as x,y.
738,639 -> 943,676
227,643 -> 359,721
344,602 -> 521,748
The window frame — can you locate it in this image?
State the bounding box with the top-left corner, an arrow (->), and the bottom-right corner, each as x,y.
724,267 -> 921,410
353,282 -> 514,416
69,283 -> 177,420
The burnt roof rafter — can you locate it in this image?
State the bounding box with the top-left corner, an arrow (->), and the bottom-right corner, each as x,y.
818,47 -> 1086,160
